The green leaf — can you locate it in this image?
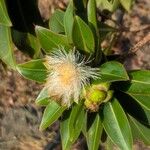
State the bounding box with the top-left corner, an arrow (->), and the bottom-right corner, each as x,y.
0,25 -> 16,69
82,112 -> 87,136
96,0 -> 119,12
40,101 -> 66,130
105,137 -> 115,150
36,88 -> 50,106
71,106 -> 85,143
119,0 -> 132,11
0,0 -> 12,26
60,102 -> 85,150
94,61 -> 129,83
60,113 -> 72,150
49,9 -> 65,33
26,33 -> 41,58
86,114 -> 103,150
129,115 -> 150,145
87,0 -> 101,63
120,70 -> 150,110
17,59 -> 47,83
116,91 -> 150,126
36,26 -> 71,53
64,0 -> 74,43
101,98 -> 133,150
12,30 -> 41,58
87,0 -> 98,35
72,16 -> 95,53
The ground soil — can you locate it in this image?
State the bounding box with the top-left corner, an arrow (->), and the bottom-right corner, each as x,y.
0,0 -> 150,149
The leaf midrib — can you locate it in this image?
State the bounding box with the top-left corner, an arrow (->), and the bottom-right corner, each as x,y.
127,92 -> 150,96
92,116 -> 100,150
130,117 -> 149,144
55,12 -> 64,28
108,103 -> 130,150
39,30 -> 59,47
101,72 -> 128,79
76,17 -> 88,51
41,103 -> 65,128
18,67 -> 46,72
132,80 -> 150,85
125,93 -> 150,110
0,1 -> 10,25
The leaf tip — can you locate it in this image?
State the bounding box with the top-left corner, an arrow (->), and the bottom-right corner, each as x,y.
39,125 -> 44,131
35,25 -> 42,32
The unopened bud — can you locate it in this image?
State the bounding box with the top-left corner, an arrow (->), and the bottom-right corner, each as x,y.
84,82 -> 113,112
88,89 -> 107,103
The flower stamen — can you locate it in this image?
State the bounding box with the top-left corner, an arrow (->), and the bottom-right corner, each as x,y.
44,47 -> 100,107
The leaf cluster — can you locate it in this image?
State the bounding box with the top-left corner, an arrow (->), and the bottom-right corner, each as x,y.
0,0 -> 150,150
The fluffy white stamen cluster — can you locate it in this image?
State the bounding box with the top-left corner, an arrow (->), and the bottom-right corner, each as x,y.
44,47 -> 100,107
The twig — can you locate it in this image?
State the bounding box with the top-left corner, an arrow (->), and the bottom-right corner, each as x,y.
116,33 -> 150,62
130,33 -> 150,53
119,24 -> 150,33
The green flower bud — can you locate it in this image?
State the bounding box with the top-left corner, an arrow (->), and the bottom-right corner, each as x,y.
84,82 -> 114,112
88,89 -> 107,103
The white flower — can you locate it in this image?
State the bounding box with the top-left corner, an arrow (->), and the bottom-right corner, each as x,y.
44,47 -> 100,107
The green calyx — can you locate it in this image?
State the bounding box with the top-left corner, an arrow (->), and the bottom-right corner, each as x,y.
84,82 -> 113,112
89,89 -> 107,103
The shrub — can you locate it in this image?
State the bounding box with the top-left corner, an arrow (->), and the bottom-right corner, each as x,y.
0,0 -> 150,149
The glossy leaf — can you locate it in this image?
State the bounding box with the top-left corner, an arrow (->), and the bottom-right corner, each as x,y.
40,101 -> 66,130
129,115 -> 150,145
64,0 -> 74,43
116,91 -> 150,126
49,9 -> 65,33
36,88 -> 50,106
0,25 -> 16,69
60,112 -> 72,150
87,0 -> 98,35
36,26 -> 71,53
94,61 -> 129,83
60,103 -> 85,150
119,0 -> 132,11
86,114 -> 103,150
17,59 -> 47,83
0,0 -> 12,26
101,98 -> 133,150
72,16 -> 95,53
87,0 -> 100,62
119,70 -> 150,110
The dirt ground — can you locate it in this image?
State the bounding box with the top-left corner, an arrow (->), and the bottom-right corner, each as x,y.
0,0 -> 150,149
